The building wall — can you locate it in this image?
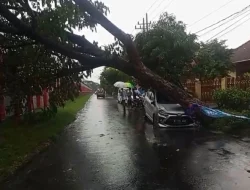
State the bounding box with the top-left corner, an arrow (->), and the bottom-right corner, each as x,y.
235,60 -> 250,76
228,71 -> 236,78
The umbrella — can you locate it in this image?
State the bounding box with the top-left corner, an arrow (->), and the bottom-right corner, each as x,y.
114,81 -> 125,88
124,82 -> 133,88
113,81 -> 134,88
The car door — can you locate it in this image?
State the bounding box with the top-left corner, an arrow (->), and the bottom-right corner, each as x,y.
144,90 -> 155,120
144,90 -> 152,120
148,91 -> 156,119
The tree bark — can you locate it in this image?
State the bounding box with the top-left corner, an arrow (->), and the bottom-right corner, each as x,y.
74,0 -> 201,109
0,1 -> 205,111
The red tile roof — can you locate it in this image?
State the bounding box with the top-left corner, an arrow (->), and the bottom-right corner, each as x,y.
231,40 -> 250,63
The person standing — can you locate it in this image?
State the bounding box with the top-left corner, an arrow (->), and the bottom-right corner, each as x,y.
132,87 -> 137,100
120,88 -> 127,112
127,88 -> 133,108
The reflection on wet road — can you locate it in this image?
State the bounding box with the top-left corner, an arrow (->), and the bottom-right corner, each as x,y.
2,96 -> 250,190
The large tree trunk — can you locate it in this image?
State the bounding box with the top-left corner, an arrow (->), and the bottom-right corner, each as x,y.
0,1 -> 205,114
74,0 -> 203,109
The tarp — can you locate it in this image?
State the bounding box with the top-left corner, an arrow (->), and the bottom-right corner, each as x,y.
186,103 -> 250,120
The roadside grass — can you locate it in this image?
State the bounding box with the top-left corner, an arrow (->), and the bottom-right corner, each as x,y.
0,94 -> 91,182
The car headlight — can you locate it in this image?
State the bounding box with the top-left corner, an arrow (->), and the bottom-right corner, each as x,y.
158,110 -> 169,117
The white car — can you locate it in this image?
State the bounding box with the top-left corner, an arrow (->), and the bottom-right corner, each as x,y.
144,90 -> 199,130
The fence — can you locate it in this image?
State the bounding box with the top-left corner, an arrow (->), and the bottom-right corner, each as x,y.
183,77 -> 250,102
0,83 -> 92,122
0,90 -> 50,121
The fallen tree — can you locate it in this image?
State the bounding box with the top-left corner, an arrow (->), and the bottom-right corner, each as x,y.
0,0 -> 202,111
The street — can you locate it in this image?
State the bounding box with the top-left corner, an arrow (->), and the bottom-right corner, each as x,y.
1,95 -> 250,190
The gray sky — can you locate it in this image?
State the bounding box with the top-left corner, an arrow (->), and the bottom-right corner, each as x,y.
81,0 -> 250,83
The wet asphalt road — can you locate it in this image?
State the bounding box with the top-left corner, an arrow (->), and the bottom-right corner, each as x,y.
2,95 -> 250,190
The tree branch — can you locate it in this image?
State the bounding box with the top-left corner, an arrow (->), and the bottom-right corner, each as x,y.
74,0 -> 142,65
22,0 -> 37,28
74,0 -> 197,107
66,32 -> 104,57
0,23 -> 104,58
0,41 -> 36,49
4,5 -> 23,11
57,66 -> 95,78
0,23 -> 23,35
0,4 -> 110,68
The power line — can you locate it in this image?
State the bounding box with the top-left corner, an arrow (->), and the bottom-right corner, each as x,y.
135,13 -> 151,33
199,8 -> 250,37
149,0 -> 167,18
195,4 -> 250,34
151,0 -> 175,21
215,17 -> 250,39
189,0 -> 236,27
145,0 -> 161,14
208,12 -> 250,40
130,0 -> 160,34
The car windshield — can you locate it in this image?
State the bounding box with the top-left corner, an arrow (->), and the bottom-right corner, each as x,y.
156,92 -> 175,104
98,89 -> 103,92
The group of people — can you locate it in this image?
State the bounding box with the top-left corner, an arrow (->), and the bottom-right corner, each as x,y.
118,87 -> 145,107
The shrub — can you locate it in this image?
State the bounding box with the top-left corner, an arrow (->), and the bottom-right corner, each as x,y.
213,88 -> 250,111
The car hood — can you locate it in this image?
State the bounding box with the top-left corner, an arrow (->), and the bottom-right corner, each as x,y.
158,103 -> 185,114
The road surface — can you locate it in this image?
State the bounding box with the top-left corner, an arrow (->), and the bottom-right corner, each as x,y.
1,96 -> 250,190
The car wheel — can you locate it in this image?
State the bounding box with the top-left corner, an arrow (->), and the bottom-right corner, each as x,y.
153,114 -> 159,129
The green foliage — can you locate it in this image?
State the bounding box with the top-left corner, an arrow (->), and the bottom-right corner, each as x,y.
134,13 -> 232,85
3,44 -> 83,118
0,0 -> 109,117
213,88 -> 250,110
100,67 -> 133,94
0,94 -> 90,182
135,13 -> 199,85
193,39 -> 233,79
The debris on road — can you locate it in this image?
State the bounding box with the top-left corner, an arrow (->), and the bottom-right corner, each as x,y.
241,137 -> 250,143
245,166 -> 250,173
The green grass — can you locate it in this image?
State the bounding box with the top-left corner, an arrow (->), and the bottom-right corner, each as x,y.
0,94 -> 91,182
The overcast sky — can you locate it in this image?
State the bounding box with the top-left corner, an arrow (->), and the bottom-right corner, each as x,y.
80,0 -> 250,83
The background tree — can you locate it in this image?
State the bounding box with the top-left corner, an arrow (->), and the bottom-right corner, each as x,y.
134,13 -> 233,85
134,13 -> 199,87
1,0 -> 218,115
100,67 -> 133,95
192,39 -> 233,80
0,0 -> 109,120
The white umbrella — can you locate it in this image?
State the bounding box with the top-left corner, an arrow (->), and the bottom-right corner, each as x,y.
114,81 -> 126,88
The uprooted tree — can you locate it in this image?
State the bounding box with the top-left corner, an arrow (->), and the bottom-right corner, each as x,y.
134,13 -> 233,85
101,14 -> 233,96
0,0 -> 211,118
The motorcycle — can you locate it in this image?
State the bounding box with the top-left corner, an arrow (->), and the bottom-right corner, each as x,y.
132,95 -> 144,108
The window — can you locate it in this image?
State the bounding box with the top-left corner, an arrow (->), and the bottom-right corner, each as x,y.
147,90 -> 154,101
149,92 -> 154,101
156,92 -> 175,104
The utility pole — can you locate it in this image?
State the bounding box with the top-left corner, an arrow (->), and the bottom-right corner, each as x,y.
135,13 -> 151,33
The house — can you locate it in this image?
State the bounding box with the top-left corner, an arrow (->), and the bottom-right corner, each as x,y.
230,40 -> 250,77
80,83 -> 93,93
